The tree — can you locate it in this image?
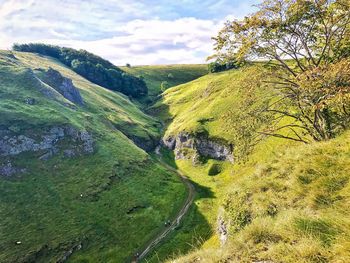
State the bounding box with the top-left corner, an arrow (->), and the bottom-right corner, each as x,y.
207,60 -> 238,73
212,0 -> 350,142
160,81 -> 170,92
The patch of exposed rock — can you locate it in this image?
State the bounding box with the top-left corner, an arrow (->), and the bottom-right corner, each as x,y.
57,243 -> 82,263
162,132 -> 234,164
0,162 -> 27,177
0,126 -> 93,176
0,127 -> 64,156
45,67 -> 84,105
217,213 -> 229,247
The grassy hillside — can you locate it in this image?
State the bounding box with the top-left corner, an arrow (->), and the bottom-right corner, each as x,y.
121,64 -> 208,104
149,65 -> 273,148
143,66 -> 273,261
0,50 -> 188,262
146,66 -> 350,263
169,130 -> 350,262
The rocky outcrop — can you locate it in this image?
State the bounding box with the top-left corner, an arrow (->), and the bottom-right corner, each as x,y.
0,126 -> 94,176
162,132 -> 234,163
46,67 -> 84,105
217,214 -> 229,247
0,127 -> 64,156
0,162 -> 27,177
0,126 -> 93,158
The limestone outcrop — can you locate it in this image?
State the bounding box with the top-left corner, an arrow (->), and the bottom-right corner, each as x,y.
0,126 -> 93,176
46,67 -> 85,105
162,132 -> 234,164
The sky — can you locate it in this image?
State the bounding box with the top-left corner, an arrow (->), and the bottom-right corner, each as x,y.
0,0 -> 260,65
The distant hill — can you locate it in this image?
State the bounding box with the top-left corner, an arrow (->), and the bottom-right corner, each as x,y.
121,64 -> 208,104
12,43 -> 147,98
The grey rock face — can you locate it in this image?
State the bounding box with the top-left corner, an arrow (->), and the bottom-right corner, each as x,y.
0,127 -> 65,156
0,126 -> 94,176
0,162 -> 27,177
162,132 -> 234,163
162,136 -> 176,150
46,67 -> 84,105
63,149 -> 75,158
0,126 -> 93,161
71,131 -> 93,153
58,242 -> 82,263
217,214 -> 229,247
196,139 -> 233,162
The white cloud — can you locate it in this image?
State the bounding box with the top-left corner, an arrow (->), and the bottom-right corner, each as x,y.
0,0 -> 257,65
28,17 -> 224,65
0,0 -> 34,17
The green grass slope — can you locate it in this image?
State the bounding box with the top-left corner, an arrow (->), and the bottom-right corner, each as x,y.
147,65 -> 350,263
149,67 -> 253,144
169,130 -> 350,263
121,64 -> 208,104
143,67 -> 270,261
0,50 -> 187,262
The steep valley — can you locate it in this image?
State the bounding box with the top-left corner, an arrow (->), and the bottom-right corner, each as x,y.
1,49 -> 350,263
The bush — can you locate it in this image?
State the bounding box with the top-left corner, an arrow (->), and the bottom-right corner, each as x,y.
208,60 -> 238,73
223,190 -> 251,232
160,81 -> 169,92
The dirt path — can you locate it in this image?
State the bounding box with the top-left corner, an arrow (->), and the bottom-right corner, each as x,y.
136,146 -> 196,261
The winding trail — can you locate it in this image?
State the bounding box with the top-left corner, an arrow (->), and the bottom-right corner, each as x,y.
136,146 -> 196,261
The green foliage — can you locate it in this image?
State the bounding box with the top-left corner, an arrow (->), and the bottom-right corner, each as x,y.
207,60 -> 238,73
151,64 -> 279,161
295,218 -> 337,246
160,81 -> 170,92
12,43 -> 147,98
223,190 -> 251,232
211,0 -> 350,142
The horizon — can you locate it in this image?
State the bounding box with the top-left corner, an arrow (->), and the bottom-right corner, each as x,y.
0,0 -> 259,66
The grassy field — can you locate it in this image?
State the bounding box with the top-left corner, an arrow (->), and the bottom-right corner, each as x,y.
0,50 -> 188,263
121,64 -> 208,105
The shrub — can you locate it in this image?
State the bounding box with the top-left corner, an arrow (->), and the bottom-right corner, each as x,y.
160,81 -> 169,92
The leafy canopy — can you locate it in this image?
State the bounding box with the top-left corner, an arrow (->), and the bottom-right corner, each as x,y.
212,0 -> 350,143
